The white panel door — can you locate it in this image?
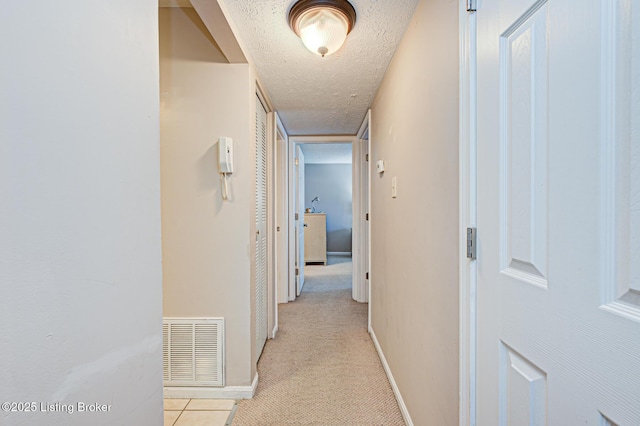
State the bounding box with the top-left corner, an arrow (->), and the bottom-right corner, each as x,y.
295,145 -> 305,295
255,95 -> 268,360
476,0 -> 640,424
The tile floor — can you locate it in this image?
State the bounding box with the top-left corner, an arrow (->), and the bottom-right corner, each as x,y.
164,399 -> 235,426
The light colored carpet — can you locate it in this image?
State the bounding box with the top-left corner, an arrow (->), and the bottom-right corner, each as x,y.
232,257 -> 405,426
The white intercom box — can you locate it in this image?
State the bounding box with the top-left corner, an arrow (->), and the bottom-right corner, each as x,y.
218,137 -> 234,173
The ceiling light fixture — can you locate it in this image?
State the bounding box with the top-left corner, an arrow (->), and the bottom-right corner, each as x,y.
288,0 -> 357,57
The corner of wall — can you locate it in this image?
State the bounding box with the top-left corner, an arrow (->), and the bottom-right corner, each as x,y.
160,13 -> 254,387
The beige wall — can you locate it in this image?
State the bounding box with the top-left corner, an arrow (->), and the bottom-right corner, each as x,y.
0,1 -> 163,424
160,7 -> 256,386
369,0 -> 460,424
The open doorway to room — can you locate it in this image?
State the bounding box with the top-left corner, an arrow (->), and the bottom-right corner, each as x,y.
300,142 -> 354,294
286,134 -> 369,305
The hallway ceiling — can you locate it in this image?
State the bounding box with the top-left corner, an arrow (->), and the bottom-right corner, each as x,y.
220,0 -> 419,136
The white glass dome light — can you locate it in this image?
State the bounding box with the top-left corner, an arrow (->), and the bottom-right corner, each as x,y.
288,0 -> 357,58
297,7 -> 349,57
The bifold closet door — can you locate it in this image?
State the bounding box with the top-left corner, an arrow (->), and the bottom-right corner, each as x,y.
255,95 -> 268,360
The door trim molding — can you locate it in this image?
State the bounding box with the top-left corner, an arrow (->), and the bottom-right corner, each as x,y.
273,113 -> 289,308
459,1 -> 477,425
268,112 -> 289,337
287,139 -> 296,301
355,110 -> 371,312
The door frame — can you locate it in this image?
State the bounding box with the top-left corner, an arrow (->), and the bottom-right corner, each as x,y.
268,111 -> 288,338
287,135 -> 362,302
287,138 -> 299,301
355,111 -> 371,308
272,113 -> 289,312
459,1 -> 477,426
294,145 -> 306,296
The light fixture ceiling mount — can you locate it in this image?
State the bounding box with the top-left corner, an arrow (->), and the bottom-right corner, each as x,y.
288,0 -> 357,57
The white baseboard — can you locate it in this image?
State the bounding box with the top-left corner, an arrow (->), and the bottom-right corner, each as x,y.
327,252 -> 352,256
271,324 -> 278,339
164,373 -> 258,400
369,327 -> 413,426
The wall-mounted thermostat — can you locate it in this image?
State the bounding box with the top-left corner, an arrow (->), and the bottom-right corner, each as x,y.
376,160 -> 385,174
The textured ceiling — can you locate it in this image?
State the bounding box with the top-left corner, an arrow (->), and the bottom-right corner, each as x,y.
220,0 -> 419,135
300,143 -> 353,164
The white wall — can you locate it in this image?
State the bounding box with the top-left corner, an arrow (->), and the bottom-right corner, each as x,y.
369,0 -> 460,424
159,7 -> 255,387
0,1 -> 163,425
304,164 -> 353,253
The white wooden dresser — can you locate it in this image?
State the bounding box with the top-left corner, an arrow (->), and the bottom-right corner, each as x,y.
304,213 -> 327,265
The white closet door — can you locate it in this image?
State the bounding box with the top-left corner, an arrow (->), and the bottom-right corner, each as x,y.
255,95 -> 268,360
476,0 -> 640,424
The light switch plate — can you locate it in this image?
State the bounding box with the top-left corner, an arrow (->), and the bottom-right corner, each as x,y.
376,160 -> 385,174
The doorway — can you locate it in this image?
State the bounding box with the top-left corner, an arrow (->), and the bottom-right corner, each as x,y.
287,135 -> 369,304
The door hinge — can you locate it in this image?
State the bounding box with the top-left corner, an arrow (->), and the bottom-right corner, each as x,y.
295,158 -> 299,166
295,268 -> 299,276
365,213 -> 369,221
467,227 -> 477,259
295,213 -> 299,220
366,154 -> 369,161
365,272 -> 369,280
467,0 -> 476,12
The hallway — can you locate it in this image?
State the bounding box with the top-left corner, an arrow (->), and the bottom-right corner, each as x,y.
6,0 -> 640,424
232,257 -> 404,425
